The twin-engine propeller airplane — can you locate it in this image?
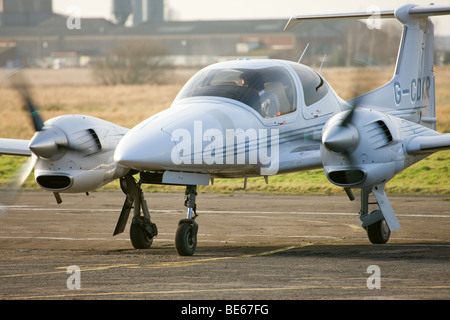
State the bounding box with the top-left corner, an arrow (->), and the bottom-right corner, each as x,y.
1,4 -> 450,256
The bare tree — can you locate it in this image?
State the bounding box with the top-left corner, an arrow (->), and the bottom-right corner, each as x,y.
93,40 -> 169,85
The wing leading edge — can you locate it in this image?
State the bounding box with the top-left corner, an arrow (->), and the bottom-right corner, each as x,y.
284,4 -> 450,30
0,138 -> 31,157
407,133 -> 450,155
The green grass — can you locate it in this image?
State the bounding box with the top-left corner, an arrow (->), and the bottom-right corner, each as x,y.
1,150 -> 448,195
0,155 -> 36,189
200,151 -> 450,195
385,151 -> 450,194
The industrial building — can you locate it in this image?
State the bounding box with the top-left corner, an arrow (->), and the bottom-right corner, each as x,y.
0,0 -> 402,69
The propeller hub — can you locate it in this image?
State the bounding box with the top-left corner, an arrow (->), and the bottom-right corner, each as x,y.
322,123 -> 359,153
29,127 -> 68,159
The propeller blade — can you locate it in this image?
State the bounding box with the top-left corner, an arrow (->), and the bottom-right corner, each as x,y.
340,106 -> 356,127
339,66 -> 369,128
10,73 -> 45,132
10,72 -> 77,159
9,155 -> 37,190
0,155 -> 37,217
24,96 -> 45,132
324,67 -> 369,154
18,86 -> 45,132
331,64 -> 380,200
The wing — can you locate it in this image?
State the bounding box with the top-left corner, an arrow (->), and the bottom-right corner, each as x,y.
284,8 -> 395,30
407,133 -> 450,154
0,138 -> 31,157
284,4 -> 450,30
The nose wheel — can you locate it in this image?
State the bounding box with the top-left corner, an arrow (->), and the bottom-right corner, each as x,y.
365,213 -> 391,244
176,220 -> 198,256
359,188 -> 392,244
175,185 -> 199,256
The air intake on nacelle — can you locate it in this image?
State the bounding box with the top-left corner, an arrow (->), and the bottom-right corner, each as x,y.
73,129 -> 102,156
36,175 -> 72,190
364,120 -> 393,149
328,169 -> 366,186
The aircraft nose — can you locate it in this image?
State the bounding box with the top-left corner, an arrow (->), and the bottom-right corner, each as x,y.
114,99 -> 263,172
114,124 -> 174,171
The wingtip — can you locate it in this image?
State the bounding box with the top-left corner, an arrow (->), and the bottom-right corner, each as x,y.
284,17 -> 300,31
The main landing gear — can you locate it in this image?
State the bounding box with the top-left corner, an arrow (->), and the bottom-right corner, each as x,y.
113,173 -> 158,249
358,187 -> 391,244
113,172 -> 199,256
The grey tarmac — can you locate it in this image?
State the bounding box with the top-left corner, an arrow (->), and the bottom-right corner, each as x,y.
0,190 -> 449,300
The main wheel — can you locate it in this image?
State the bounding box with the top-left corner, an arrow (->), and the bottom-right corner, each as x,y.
366,215 -> 390,244
175,222 -> 198,256
130,221 -> 153,249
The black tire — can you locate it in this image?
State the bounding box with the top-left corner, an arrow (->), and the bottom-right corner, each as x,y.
366,216 -> 390,244
175,222 -> 197,256
130,222 -> 153,249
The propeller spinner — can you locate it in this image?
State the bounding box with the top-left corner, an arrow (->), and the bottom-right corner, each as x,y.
322,117 -> 359,153
322,108 -> 360,154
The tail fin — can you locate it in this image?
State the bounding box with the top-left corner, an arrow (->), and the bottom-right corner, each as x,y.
286,4 -> 450,129
350,5 -> 448,129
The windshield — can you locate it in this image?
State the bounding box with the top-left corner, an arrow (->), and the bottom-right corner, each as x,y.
174,66 -> 296,119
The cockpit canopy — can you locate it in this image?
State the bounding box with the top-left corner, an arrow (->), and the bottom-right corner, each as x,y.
173,60 -> 329,119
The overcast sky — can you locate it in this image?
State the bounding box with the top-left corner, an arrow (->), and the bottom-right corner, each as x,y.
53,0 -> 450,35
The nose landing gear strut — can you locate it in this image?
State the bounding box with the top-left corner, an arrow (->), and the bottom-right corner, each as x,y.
176,185 -> 199,256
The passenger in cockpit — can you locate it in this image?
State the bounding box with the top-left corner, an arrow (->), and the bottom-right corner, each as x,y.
240,72 -> 280,118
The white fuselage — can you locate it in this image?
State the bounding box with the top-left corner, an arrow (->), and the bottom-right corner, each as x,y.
114,59 -> 343,178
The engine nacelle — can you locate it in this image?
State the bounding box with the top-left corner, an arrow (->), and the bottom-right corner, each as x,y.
31,115 -> 130,193
321,109 -> 406,188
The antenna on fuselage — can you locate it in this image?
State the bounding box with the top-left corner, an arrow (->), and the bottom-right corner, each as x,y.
318,54 -> 327,72
298,42 -> 310,63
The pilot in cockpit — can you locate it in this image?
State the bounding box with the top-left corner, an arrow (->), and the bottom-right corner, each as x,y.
240,72 -> 280,118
